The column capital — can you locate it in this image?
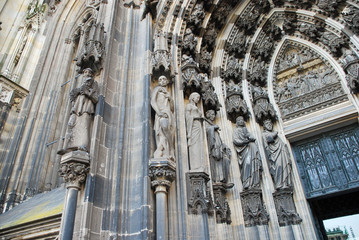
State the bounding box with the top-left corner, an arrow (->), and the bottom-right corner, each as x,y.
149,157 -> 176,192
59,151 -> 90,189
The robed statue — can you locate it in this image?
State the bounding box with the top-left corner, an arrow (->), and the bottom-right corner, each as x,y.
58,68 -> 98,155
233,116 -> 262,190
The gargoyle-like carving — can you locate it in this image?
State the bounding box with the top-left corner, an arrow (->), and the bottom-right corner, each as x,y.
222,56 -> 242,83
187,172 -> 214,215
252,36 -> 274,61
317,0 -> 344,17
225,82 -> 249,122
241,190 -> 269,227
225,31 -> 246,58
182,28 -> 198,55
199,47 -> 212,74
251,83 -> 277,125
202,23 -> 218,51
141,0 -> 159,20
187,2 -> 205,34
273,189 -> 302,226
237,7 -> 261,34
264,24 -> 282,41
342,5 -> 359,34
248,57 -> 267,86
298,22 -> 323,41
320,32 -> 346,57
211,1 -> 233,30
342,51 -> 359,93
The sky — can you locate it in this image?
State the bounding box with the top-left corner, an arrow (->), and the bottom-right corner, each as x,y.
324,214 -> 359,239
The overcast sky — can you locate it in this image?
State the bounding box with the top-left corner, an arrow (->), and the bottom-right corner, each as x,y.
324,214 -> 359,239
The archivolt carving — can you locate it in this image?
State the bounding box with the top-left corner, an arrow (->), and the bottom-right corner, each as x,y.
221,56 -> 242,83
342,5 -> 359,35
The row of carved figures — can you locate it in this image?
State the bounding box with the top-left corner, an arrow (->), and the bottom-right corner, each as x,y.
150,75 -> 293,192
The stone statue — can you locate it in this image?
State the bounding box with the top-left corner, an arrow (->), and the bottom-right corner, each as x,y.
262,119 -> 292,190
151,76 -> 175,159
205,110 -> 231,183
58,68 -> 99,155
233,116 -> 262,190
141,0 -> 159,20
185,92 -> 204,170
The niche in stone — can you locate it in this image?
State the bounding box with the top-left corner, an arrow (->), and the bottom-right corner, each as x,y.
273,42 -> 347,121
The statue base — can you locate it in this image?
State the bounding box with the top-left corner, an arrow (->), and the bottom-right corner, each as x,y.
273,189 -> 302,226
212,182 -> 234,224
240,189 -> 269,227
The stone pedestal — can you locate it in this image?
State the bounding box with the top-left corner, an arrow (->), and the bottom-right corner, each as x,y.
212,182 -> 234,224
149,157 -> 176,240
240,189 -> 269,227
273,189 -> 302,227
58,151 -> 90,240
186,172 -> 213,215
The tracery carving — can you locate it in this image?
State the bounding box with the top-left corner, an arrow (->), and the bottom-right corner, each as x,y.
152,31 -> 172,78
213,183 -> 232,224
187,172 -> 214,215
298,22 -> 323,41
273,190 -> 302,226
251,83 -> 277,125
181,55 -> 202,95
342,5 -> 359,34
320,32 -> 346,57
225,82 -> 249,122
74,22 -> 105,74
252,36 -> 274,61
240,190 -> 269,227
200,75 -> 221,112
248,57 -> 268,86
225,31 -> 247,58
222,56 -> 241,83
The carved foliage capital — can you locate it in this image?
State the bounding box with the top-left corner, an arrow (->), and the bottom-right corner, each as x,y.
149,158 -> 176,190
59,162 -> 90,188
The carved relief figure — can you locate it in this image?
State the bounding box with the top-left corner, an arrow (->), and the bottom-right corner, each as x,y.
262,119 -> 292,190
233,116 -> 262,190
186,92 -> 204,170
151,76 -> 175,159
205,110 -> 231,183
58,68 -> 99,155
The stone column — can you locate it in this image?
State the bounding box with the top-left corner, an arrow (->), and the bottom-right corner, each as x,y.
58,151 -> 90,240
149,158 -> 176,240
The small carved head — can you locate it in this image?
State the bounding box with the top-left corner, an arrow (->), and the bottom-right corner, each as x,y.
83,68 -> 94,77
206,109 -> 216,121
263,119 -> 273,131
235,116 -> 245,127
158,75 -> 168,86
189,92 -> 201,104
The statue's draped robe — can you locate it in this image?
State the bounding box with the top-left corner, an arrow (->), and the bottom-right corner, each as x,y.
233,126 -> 262,190
263,130 -> 292,190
